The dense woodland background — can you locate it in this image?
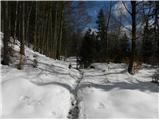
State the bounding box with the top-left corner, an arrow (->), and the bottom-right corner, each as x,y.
1,1 -> 159,74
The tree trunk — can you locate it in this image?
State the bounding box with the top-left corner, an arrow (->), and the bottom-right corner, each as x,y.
14,1 -> 18,43
20,2 -> 25,55
106,1 -> 112,62
18,2 -> 25,70
128,1 -> 136,74
58,2 -> 64,59
33,2 -> 38,51
26,3 -> 33,46
54,2 -> 58,59
1,1 -> 10,65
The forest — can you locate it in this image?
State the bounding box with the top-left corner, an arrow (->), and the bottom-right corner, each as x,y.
1,1 -> 159,119
1,1 -> 159,72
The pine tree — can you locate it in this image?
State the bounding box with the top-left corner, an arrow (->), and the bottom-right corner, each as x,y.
80,29 -> 96,68
96,9 -> 107,61
120,33 -> 129,59
142,19 -> 158,64
17,2 -> 25,70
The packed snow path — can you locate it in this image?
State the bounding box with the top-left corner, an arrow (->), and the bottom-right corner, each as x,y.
67,70 -> 84,119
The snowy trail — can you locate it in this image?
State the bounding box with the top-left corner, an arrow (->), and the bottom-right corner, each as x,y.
67,70 -> 84,119
26,63 -> 84,118
67,68 -> 109,119
24,63 -> 84,119
30,64 -> 85,119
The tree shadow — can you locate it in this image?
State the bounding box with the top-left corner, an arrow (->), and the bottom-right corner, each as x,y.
79,80 -> 159,93
26,58 -> 66,69
84,69 -> 128,77
107,64 -> 127,70
31,81 -> 74,93
141,64 -> 158,70
31,77 -> 158,100
37,66 -> 68,75
25,58 -> 68,73
38,61 -> 67,70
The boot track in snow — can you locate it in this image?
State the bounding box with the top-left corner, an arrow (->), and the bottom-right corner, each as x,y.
67,70 -> 84,119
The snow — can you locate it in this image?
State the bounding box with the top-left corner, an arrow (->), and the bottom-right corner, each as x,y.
82,28 -> 98,36
2,78 -> 71,118
1,60 -> 78,118
1,40 -> 80,118
90,28 -> 98,36
1,38 -> 159,118
66,56 -> 78,68
0,32 -> 4,48
78,63 -> 159,118
79,88 -> 158,118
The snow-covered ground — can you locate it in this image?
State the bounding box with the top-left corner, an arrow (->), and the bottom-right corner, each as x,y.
78,63 -> 158,118
1,40 -> 159,118
1,40 -> 81,118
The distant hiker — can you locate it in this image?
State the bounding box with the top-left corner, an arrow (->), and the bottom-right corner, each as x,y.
33,59 -> 38,68
33,54 -> 38,68
69,63 -> 72,69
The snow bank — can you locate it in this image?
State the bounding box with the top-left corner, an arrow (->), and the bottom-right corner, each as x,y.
2,78 -> 71,118
79,87 -> 158,118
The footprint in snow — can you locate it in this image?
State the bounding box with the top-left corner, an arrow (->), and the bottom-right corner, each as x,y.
52,111 -> 56,115
83,114 -> 87,118
97,103 -> 105,109
19,96 -> 32,105
20,96 -> 30,102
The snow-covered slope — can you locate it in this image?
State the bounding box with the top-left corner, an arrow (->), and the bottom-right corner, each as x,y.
1,40 -> 80,118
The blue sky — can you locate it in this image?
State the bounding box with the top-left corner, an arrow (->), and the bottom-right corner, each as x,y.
84,1 -> 131,28
85,1 -> 108,28
71,1 -> 131,30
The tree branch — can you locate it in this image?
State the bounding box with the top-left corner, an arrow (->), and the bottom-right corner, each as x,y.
106,1 -> 112,30
122,1 -> 132,16
136,1 -> 143,6
112,16 -> 132,32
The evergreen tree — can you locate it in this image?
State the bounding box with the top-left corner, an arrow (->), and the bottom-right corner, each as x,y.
96,9 -> 107,61
142,20 -> 156,64
120,33 -> 129,59
142,1 -> 159,64
80,29 -> 96,68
